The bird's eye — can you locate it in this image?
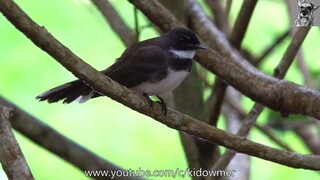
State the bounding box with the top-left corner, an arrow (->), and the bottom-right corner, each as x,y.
179,35 -> 190,42
179,36 -> 186,42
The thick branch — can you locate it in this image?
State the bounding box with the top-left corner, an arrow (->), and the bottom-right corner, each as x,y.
0,97 -> 130,179
213,27 -> 310,171
128,0 -> 320,119
240,27 -> 310,136
1,0 -> 320,170
0,105 -> 34,180
206,0 -> 257,125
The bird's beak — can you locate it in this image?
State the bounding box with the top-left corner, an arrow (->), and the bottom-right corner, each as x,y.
195,43 -> 207,50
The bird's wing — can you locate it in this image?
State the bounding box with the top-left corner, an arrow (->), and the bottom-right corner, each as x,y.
103,45 -> 169,88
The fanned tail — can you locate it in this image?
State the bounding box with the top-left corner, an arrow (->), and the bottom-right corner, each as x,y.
36,80 -> 100,104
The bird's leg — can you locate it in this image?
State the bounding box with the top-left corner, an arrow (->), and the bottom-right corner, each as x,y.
142,93 -> 167,115
142,93 -> 154,107
156,96 -> 167,115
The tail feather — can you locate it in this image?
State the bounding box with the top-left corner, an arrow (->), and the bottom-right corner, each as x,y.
36,80 -> 100,104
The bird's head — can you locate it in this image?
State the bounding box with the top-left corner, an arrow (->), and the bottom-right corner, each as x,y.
164,28 -> 207,51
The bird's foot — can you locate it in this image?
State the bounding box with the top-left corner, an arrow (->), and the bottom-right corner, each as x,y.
143,93 -> 154,107
156,96 -> 167,115
142,93 -> 167,115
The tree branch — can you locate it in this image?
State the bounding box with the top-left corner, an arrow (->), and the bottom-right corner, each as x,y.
273,28 -> 310,79
255,30 -> 290,66
91,0 -> 136,46
205,0 -> 225,31
0,105 -> 34,180
129,0 -> 320,119
223,0 -> 233,34
197,0 -> 256,126
255,124 -> 293,151
159,0 -> 206,173
221,91 -> 250,180
295,51 -> 320,155
285,0 -> 320,156
205,0 -> 257,127
212,27 -> 311,171
1,0 -> 320,170
0,97 -> 132,179
226,93 -> 293,151
229,0 -> 257,49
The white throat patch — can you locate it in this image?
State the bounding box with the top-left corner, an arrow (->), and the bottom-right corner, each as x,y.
170,49 -> 196,59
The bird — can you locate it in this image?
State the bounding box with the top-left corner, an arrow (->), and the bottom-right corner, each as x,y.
36,28 -> 206,113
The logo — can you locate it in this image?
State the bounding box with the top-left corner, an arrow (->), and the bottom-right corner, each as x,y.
293,0 -> 319,26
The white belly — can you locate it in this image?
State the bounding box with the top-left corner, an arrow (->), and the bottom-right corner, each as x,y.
130,69 -> 189,95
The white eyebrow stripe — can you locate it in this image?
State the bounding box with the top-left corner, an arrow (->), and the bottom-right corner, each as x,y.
182,34 -> 191,39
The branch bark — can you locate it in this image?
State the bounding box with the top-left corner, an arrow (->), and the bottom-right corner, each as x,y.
1,0 -> 320,170
211,27 -> 310,171
229,0 -> 257,49
0,105 -> 34,180
91,0 -> 136,46
129,0 -> 320,119
223,95 -> 293,151
255,30 -> 290,66
204,0 -> 224,29
159,0 -> 204,174
206,0 -> 257,126
0,97 -> 133,180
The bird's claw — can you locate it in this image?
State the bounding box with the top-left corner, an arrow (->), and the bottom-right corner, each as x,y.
156,96 -> 167,116
143,93 -> 154,107
142,93 -> 167,115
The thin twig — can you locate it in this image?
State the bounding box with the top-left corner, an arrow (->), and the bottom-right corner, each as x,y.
179,133 -> 202,173
229,0 -> 258,49
295,51 -> 320,155
241,27 -> 311,135
204,0 -> 225,31
274,28 -> 310,79
223,0 -> 232,35
255,30 -> 291,66
134,6 -> 140,41
217,92 -> 250,180
0,105 -> 34,180
197,67 -> 211,88
210,104 -> 263,173
255,124 -> 293,151
207,150 -> 236,180
206,79 -> 227,126
286,0 -> 320,156
204,0 -> 223,24
203,0 -> 258,126
293,125 -> 320,155
296,51 -> 313,88
212,27 -> 311,171
91,0 -> 136,46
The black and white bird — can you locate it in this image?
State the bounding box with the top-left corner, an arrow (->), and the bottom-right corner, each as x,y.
36,28 -> 206,111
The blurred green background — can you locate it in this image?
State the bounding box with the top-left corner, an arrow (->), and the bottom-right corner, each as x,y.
0,0 -> 320,179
